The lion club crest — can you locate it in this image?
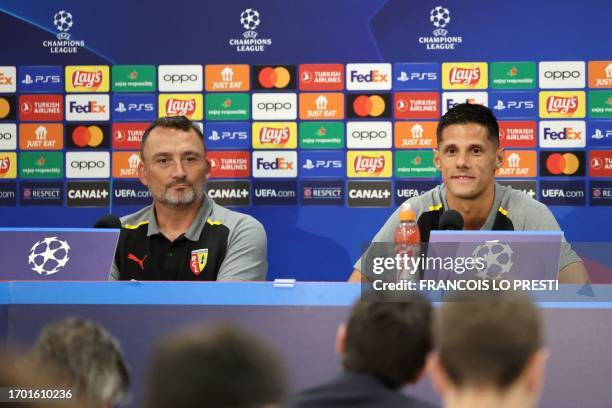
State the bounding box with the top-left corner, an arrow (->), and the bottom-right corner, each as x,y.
190,248 -> 209,276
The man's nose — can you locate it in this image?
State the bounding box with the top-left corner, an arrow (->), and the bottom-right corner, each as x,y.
171,160 -> 187,178
456,151 -> 470,168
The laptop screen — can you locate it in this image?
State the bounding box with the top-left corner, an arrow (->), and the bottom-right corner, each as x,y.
0,228 -> 119,281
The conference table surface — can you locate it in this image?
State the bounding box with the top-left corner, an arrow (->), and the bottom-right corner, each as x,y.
1,282 -> 611,408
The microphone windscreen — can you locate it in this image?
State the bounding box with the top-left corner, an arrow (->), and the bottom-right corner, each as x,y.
439,210 -> 464,230
94,214 -> 122,229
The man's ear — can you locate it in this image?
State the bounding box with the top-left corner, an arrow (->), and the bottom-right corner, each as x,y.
335,324 -> 347,356
427,352 -> 449,397
495,147 -> 505,169
434,148 -> 441,170
522,348 -> 549,396
138,156 -> 147,187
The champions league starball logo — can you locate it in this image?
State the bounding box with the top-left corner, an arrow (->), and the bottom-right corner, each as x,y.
28,236 -> 71,276
240,8 -> 261,35
430,6 -> 450,33
472,241 -> 514,279
53,10 -> 73,40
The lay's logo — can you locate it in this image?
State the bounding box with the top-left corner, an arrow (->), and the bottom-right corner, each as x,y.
159,94 -> 203,120
449,67 -> 480,86
166,98 -> 196,116
260,127 -> 290,144
546,96 -> 577,114
354,155 -> 385,173
252,122 -> 297,149
539,91 -> 585,118
442,63 -> 487,90
72,70 -> 103,89
65,66 -> 109,92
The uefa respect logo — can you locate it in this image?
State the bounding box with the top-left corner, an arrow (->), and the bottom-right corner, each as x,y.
43,10 -> 86,54
229,9 -> 272,52
418,6 -> 463,50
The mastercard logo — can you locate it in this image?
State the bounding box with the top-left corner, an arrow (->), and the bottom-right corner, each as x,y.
545,153 -> 581,175
71,125 -> 105,147
0,97 -> 13,119
352,95 -> 387,117
257,66 -> 293,89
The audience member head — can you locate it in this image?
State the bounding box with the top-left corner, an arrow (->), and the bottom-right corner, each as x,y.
23,317 -> 130,408
338,291 -> 433,388
429,289 -> 547,408
145,324 -> 287,408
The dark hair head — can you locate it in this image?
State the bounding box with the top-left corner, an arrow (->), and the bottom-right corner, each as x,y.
436,103 -> 500,146
342,292 -> 432,388
26,317 -> 130,407
140,116 -> 205,158
433,289 -> 543,389
145,324 -> 287,408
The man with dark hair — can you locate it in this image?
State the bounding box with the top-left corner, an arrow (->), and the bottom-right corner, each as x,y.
290,292 -> 435,408
145,324 -> 287,408
428,290 -> 548,408
350,103 -> 589,283
109,115 -> 267,281
23,317 -> 130,408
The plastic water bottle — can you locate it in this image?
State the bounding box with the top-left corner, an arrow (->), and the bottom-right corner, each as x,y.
394,204 -> 421,281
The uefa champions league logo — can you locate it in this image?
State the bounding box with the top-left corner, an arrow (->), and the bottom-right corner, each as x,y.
229,8 -> 272,52
28,237 -> 71,275
418,5 -> 462,50
53,10 -> 73,40
472,241 -> 514,279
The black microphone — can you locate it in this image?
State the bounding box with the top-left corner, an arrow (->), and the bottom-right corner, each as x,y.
439,210 -> 464,230
93,214 -> 122,229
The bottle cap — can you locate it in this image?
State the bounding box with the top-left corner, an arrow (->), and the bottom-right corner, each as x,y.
399,203 -> 416,221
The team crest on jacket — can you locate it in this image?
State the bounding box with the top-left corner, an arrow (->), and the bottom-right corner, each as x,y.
190,248 -> 209,275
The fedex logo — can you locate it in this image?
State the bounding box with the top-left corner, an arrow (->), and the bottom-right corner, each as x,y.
18,66 -> 63,93
65,95 -> 110,121
539,121 -> 586,148
346,64 -> 392,91
442,92 -> 488,114
252,151 -> 297,178
0,66 -> 16,92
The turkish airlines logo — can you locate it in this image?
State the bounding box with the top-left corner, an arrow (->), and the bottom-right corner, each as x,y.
354,155 -> 385,174
72,70 -> 103,89
449,67 -> 480,85
165,98 -> 196,116
546,96 -> 578,114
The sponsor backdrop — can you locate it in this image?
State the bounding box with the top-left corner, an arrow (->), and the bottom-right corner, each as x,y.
0,0 -> 610,281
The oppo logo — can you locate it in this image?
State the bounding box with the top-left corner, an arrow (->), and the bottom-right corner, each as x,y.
256,102 -> 293,111
163,74 -> 198,83
70,160 -> 106,170
544,70 -> 580,80
351,130 -> 387,139
0,132 -> 13,140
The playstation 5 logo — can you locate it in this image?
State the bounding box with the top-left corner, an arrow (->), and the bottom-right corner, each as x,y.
115,102 -> 127,113
303,159 -> 315,170
209,130 -> 221,141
